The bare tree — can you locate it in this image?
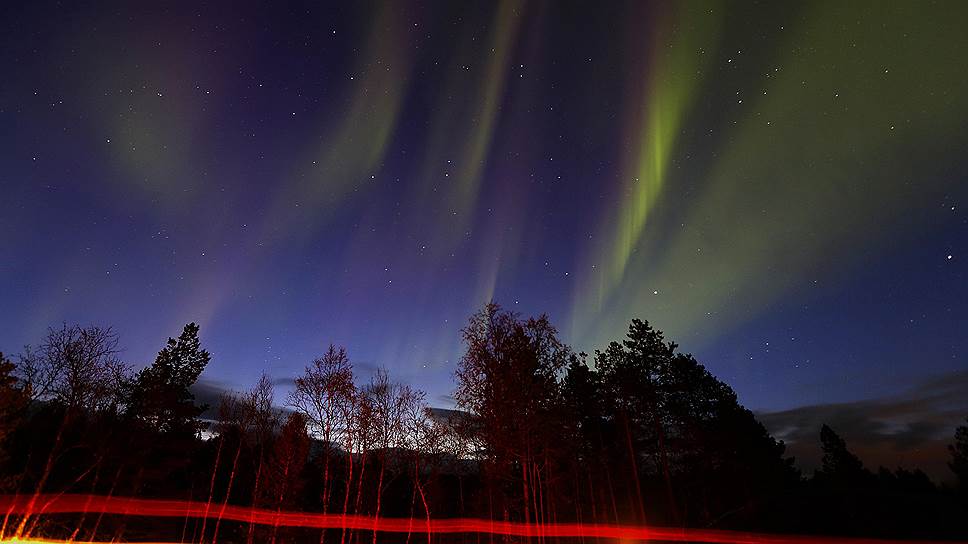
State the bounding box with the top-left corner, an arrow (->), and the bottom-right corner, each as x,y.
8,324 -> 129,539
454,303 -> 569,527
363,368 -> 425,544
287,345 -> 356,543
247,374 -> 278,544
18,324 -> 127,414
206,374 -> 279,544
347,389 -> 376,544
263,412 -> 310,544
402,403 -> 439,544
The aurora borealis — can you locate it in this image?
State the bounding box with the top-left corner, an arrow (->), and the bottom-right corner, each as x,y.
2,0 -> 967,476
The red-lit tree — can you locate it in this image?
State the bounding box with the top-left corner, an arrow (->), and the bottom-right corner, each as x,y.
287,344 -> 356,543
454,303 -> 570,527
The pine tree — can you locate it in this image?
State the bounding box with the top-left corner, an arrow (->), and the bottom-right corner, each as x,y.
949,417 -> 968,492
594,319 -> 797,526
817,424 -> 869,485
0,352 -> 27,491
128,322 -> 211,435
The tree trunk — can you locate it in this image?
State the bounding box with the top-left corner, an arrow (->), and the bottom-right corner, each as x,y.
199,433 -> 225,544
270,454 -> 293,544
213,437 -> 244,544
415,462 -> 432,544
247,450 -> 265,544
12,414 -> 68,538
341,445 -> 355,544
651,409 -> 678,524
353,449 -> 368,544
371,458 -> 386,544
622,411 -> 648,525
320,445 -> 332,544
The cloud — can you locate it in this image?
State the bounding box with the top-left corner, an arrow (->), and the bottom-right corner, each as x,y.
271,376 -> 296,388
435,394 -> 458,408
190,379 -> 232,418
191,377 -> 294,419
756,370 -> 968,484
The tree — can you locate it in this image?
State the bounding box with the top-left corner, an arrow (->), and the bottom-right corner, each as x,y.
200,376 -> 279,544
594,319 -> 797,526
454,303 -> 570,525
364,368 -> 426,544
128,322 -> 210,435
0,352 -> 28,491
124,323 -> 210,498
246,374 -> 278,544
594,319 -> 677,523
0,352 -> 25,439
202,391 -> 255,544
5,326 -> 129,537
878,466 -> 935,494
18,324 -> 127,414
401,402 -> 440,544
817,424 -> 869,486
287,344 -> 356,521
561,355 -> 620,526
949,417 -> 968,492
262,412 -> 311,544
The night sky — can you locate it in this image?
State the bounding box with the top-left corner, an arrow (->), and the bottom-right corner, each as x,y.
2,1 -> 967,475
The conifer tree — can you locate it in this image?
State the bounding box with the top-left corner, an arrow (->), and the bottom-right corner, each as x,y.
128,322 -> 211,435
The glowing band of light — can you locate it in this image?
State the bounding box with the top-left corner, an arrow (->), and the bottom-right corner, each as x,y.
1,494 -> 962,544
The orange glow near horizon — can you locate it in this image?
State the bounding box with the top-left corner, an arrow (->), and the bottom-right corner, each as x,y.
0,493 -> 964,544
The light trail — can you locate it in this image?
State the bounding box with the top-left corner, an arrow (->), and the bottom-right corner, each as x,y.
0,494 -> 962,544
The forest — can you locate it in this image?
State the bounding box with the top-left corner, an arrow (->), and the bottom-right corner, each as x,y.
1,303 -> 966,542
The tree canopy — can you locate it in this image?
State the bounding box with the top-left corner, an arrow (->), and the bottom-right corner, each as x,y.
128,322 -> 210,435
1,308 -> 966,541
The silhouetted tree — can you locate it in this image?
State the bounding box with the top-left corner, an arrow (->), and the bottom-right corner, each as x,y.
364,368 -> 426,544
561,355 -> 620,526
5,325 -> 132,538
247,374 -> 278,544
287,344 -> 356,525
817,424 -> 870,486
402,403 -> 442,544
950,417 -> 968,493
454,303 -> 571,525
0,352 -> 24,437
3,308 -> 967,541
262,412 -> 311,544
128,322 -> 210,435
594,319 -> 677,523
18,324 -> 127,414
124,323 -> 210,497
196,376 -> 278,544
0,352 -> 28,491
877,466 -> 935,494
594,319 -> 796,526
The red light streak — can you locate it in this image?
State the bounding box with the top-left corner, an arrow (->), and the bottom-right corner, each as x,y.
0,494 -> 962,544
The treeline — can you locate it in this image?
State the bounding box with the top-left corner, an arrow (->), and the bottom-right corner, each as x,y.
0,303 -> 966,542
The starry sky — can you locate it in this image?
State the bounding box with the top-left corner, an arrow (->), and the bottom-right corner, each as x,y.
2,0 -> 967,470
